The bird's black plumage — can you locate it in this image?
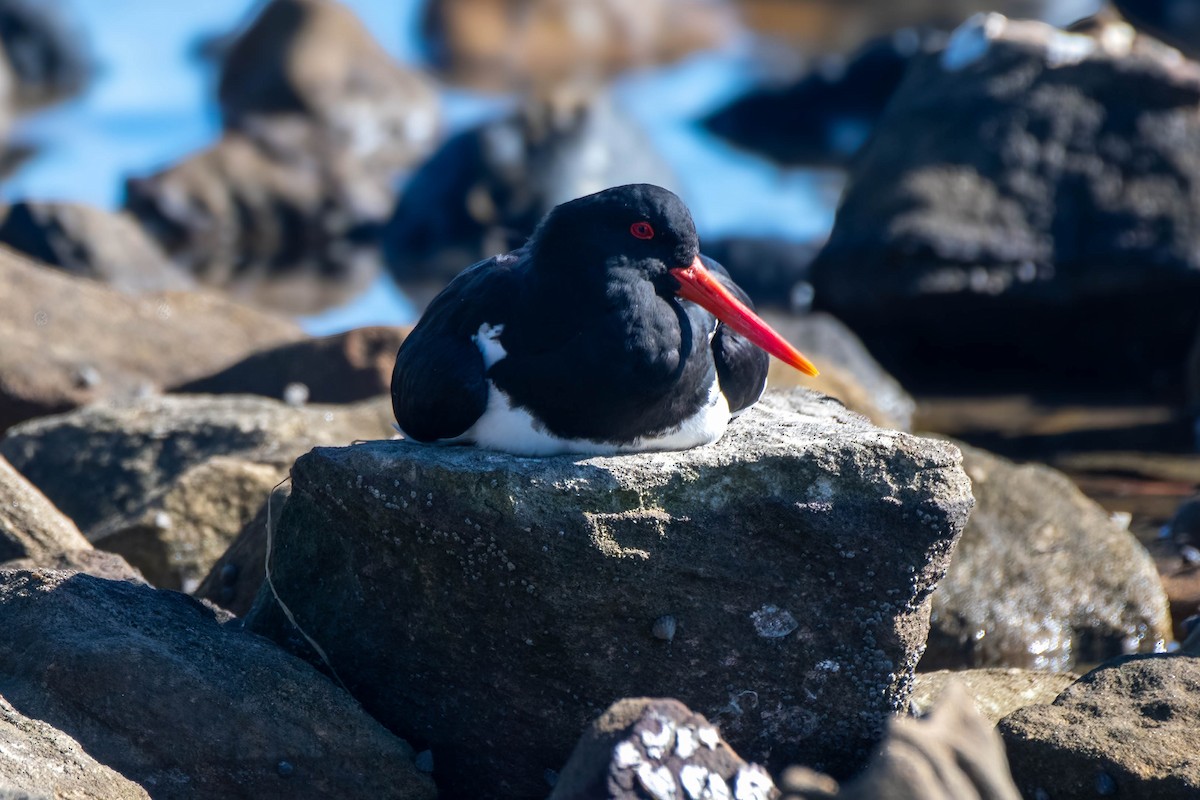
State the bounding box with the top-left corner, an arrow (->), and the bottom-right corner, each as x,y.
391,184 -> 779,455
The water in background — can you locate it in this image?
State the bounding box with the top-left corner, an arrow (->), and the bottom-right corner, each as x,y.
2,0 -> 839,333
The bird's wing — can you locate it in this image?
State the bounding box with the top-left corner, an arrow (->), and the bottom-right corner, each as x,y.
701,255 -> 771,415
391,255 -> 521,442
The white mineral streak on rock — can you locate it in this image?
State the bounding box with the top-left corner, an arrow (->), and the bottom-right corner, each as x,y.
640,711 -> 675,760
698,726 -> 720,749
675,726 -> 698,759
637,763 -> 678,800
680,764 -> 709,799
615,740 -> 642,769
732,765 -> 775,800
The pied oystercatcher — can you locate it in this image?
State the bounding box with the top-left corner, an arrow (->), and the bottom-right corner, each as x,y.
392,184 -> 817,456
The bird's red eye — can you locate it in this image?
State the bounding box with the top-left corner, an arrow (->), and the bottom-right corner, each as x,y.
630,221 -> 655,240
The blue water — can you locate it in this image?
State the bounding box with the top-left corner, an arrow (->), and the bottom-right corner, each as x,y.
4,0 -> 837,334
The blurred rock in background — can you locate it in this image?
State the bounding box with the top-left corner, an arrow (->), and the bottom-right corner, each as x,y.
0,0 -> 90,111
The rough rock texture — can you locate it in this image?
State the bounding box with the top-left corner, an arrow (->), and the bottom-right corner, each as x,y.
218,0 -> 439,177
0,453 -> 88,562
810,14 -> 1200,385
782,682 -> 1021,800
0,695 -> 149,800
91,457 -> 286,591
383,91 -> 678,307
0,248 -> 303,432
763,312 -> 916,431
0,394 -> 394,539
911,668 -> 1078,724
123,132 -> 383,315
1000,650 -> 1200,799
173,326 -> 408,404
923,442 -> 1171,671
0,568 -> 436,800
0,548 -> 145,583
0,202 -> 191,293
195,482 -> 288,616
549,698 -> 777,800
246,389 -> 973,798
420,0 -> 734,91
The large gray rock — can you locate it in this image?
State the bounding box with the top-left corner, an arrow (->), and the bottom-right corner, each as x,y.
1000,648 -> 1200,799
0,453 -> 88,562
0,201 -> 191,293
549,698 -> 777,800
810,13 -> 1200,384
0,248 -> 303,432
923,442 -> 1171,671
0,568 -> 436,799
0,695 -> 149,800
0,395 -> 395,585
246,389 -> 973,798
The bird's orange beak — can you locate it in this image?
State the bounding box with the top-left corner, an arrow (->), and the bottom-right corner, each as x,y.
671,256 -> 819,377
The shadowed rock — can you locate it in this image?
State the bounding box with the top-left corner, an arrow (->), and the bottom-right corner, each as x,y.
245,389 -> 973,798
195,481 -> 288,616
0,568 -> 436,800
549,698 -> 777,800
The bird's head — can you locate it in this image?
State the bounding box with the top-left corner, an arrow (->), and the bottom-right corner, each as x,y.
529,184 -> 819,376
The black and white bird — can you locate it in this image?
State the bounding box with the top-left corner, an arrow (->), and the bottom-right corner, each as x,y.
391,184 -> 818,456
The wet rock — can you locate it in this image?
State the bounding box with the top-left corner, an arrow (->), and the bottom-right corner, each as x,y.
173,326 -> 408,404
0,694 -> 149,800
705,29 -> 946,167
0,453 -> 88,562
384,91 -> 679,307
702,237 -> 821,311
245,389 -> 973,797
195,481 -> 289,616
1000,650 -> 1200,798
0,248 -> 303,433
123,132 -> 384,315
0,568 -> 436,800
781,682 -> 1021,800
923,442 -> 1171,671
0,0 -> 90,110
810,14 -> 1200,388
549,697 -> 777,800
0,548 -> 145,583
218,0 -> 440,177
0,394 -> 395,538
911,668 -> 1078,724
421,0 -> 734,91
0,200 -> 192,293
763,312 -> 916,431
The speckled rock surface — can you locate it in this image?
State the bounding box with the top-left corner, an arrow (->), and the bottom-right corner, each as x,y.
911,669 -> 1078,724
782,682 -> 1021,800
549,697 -> 777,800
0,453 -> 89,562
245,389 -> 973,798
1000,650 -> 1200,799
0,249 -> 303,432
923,441 -> 1171,671
0,548 -> 145,583
0,695 -> 149,800
0,568 -> 436,800
0,394 -> 394,539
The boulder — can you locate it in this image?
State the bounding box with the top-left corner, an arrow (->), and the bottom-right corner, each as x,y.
245,389 -> 974,797
420,0 -> 734,91
0,393 -> 394,547
923,442 -> 1171,671
0,248 -> 303,433
0,568 -> 436,800
763,312 -> 916,431
383,91 -> 678,308
123,131 -> 384,315
549,698 -> 777,800
809,13 -> 1200,387
0,0 -> 90,110
1000,649 -> 1200,799
781,682 -> 1021,800
0,453 -> 88,562
173,326 -> 408,404
0,695 -> 148,800
0,548 -> 145,583
218,0 -> 440,177
195,482 -> 288,616
910,668 -> 1078,724
0,201 -> 192,293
